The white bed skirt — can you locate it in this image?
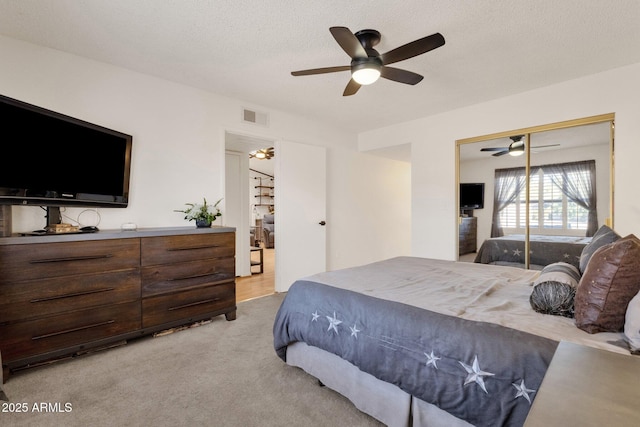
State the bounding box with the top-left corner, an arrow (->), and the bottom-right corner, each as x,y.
286,342 -> 472,427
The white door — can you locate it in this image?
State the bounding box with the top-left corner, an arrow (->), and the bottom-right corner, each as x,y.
274,140 -> 327,292
225,150 -> 251,277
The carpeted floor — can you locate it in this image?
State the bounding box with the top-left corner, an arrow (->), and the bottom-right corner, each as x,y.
1,293 -> 382,427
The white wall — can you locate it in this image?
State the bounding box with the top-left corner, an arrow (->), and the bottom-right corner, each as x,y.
359,62 -> 640,260
326,148 -> 411,270
0,35 -> 411,270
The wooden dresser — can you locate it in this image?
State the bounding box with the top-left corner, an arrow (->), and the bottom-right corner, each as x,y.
0,227 -> 235,381
458,216 -> 478,255
140,232 -> 236,328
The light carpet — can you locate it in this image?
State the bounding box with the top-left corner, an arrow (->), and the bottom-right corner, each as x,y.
1,293 -> 382,427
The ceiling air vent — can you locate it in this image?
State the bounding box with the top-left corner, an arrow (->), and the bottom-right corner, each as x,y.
242,108 -> 269,127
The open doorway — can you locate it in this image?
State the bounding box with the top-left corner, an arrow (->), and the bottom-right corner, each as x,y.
225,131 -> 276,302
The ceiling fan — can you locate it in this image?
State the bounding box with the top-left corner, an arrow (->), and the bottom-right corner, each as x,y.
291,27 -> 445,96
249,147 -> 274,160
480,136 -> 560,157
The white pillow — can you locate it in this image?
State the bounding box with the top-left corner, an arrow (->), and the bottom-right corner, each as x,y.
625,291 -> 640,354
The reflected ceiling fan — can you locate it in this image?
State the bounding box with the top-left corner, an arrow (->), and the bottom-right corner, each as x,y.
291,26 -> 445,96
249,147 -> 274,160
480,136 -> 560,157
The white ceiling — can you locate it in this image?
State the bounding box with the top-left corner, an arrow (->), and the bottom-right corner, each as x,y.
1,0 -> 640,138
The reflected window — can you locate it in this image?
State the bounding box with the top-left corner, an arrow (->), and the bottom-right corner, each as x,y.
497,160 -> 596,236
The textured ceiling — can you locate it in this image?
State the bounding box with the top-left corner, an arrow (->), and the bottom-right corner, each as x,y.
1,1 -> 640,135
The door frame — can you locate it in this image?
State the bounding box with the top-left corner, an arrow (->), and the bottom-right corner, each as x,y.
224,130 -> 276,277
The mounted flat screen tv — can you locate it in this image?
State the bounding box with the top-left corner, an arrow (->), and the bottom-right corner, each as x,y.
460,182 -> 484,210
0,94 -> 132,216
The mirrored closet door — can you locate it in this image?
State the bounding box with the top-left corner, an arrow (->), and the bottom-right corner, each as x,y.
456,114 -> 614,269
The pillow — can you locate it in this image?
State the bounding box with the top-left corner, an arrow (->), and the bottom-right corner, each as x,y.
624,291 -> 640,354
533,262 -> 581,287
530,262 -> 581,317
579,225 -> 621,274
574,234 -> 640,333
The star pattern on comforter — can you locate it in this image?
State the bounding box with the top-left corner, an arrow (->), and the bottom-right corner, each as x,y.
459,355 -> 495,394
307,306 -> 537,403
274,280 -> 558,426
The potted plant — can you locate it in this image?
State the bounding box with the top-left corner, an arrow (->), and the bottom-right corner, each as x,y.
175,197 -> 222,228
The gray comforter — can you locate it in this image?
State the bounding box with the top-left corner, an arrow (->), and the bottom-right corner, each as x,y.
474,234 -> 590,269
274,279 -> 559,427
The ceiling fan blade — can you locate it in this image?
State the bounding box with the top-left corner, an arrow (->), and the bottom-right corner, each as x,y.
532,144 -> 561,149
380,32 -> 445,65
330,27 -> 367,58
493,150 -> 510,157
343,79 -> 361,96
481,147 -> 508,152
291,65 -> 350,76
380,66 -> 424,85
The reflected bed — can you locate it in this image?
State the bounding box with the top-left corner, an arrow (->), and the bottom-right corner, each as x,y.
474,234 -> 591,270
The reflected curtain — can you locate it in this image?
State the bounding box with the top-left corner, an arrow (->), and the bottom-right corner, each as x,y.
491,167 -> 526,237
543,160 -> 598,236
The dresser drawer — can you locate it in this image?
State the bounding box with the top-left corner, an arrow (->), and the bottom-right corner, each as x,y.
0,301 -> 141,362
142,283 -> 235,328
141,233 -> 235,266
0,239 -> 140,282
141,257 -> 234,297
0,270 -> 140,324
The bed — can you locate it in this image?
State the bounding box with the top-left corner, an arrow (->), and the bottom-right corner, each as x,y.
273,252 -> 637,427
474,234 -> 592,270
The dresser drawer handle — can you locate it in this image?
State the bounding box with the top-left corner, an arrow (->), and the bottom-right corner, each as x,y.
30,254 -> 114,264
32,320 -> 116,340
168,298 -> 220,311
169,272 -> 218,282
167,245 -> 222,251
30,287 -> 116,303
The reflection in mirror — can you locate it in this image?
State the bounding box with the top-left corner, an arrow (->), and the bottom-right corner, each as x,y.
459,134 -> 526,263
458,117 -> 613,271
527,123 -> 610,238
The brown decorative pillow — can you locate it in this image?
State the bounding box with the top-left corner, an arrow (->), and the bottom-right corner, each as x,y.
575,234 -> 640,333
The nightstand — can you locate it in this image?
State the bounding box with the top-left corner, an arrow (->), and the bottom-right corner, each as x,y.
524,341 -> 640,426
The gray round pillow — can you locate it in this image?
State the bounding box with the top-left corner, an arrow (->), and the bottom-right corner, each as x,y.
530,281 -> 576,318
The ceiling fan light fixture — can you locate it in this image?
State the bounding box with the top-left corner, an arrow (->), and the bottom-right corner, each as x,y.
351,59 -> 382,85
249,147 -> 274,160
352,67 -> 380,85
508,140 -> 525,156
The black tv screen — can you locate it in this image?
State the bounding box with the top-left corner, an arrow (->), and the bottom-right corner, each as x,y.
0,94 -> 132,208
460,183 -> 484,209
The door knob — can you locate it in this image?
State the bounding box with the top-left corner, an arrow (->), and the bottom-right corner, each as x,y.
318,221 -> 326,226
